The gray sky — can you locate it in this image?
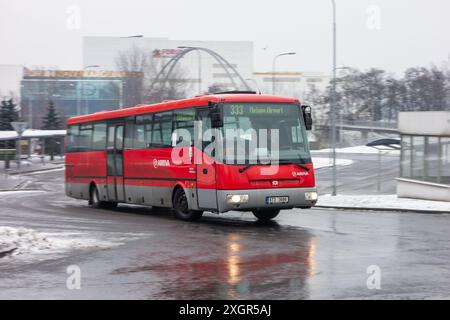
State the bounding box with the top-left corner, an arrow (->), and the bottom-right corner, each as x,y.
1,0 -> 449,75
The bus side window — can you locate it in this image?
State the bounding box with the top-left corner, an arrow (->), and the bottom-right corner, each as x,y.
79,124 -> 93,151
66,125 -> 80,152
153,112 -> 173,147
143,115 -> 153,148
124,118 -> 134,149
134,116 -> 146,149
93,123 -> 107,150
174,109 -> 195,146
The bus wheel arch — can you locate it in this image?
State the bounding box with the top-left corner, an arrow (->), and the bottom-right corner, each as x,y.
89,182 -> 101,208
89,182 -> 117,210
172,186 -> 203,222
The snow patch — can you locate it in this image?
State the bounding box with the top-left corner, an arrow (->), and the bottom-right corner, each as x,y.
312,157 -> 354,169
0,226 -> 145,259
312,145 -> 400,155
317,194 -> 450,212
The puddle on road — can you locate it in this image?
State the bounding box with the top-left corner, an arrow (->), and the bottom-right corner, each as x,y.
113,231 -> 317,299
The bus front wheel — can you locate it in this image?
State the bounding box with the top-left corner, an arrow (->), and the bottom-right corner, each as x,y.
252,209 -> 280,221
173,188 -> 203,222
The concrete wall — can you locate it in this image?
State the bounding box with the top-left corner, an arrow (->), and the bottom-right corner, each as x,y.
397,178 -> 450,202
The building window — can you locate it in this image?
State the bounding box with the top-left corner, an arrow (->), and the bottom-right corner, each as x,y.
401,134 -> 450,186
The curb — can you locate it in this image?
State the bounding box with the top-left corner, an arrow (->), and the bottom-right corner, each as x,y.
5,166 -> 64,176
315,205 -> 450,214
0,189 -> 42,193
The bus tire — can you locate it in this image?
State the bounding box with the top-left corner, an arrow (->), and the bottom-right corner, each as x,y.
173,188 -> 203,222
252,208 -> 280,221
90,185 -> 117,209
90,184 -> 103,209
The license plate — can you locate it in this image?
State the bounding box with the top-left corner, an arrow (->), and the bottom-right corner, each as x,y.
266,196 -> 289,205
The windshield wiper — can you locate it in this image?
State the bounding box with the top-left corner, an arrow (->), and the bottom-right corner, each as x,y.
239,164 -> 258,173
278,160 -> 311,171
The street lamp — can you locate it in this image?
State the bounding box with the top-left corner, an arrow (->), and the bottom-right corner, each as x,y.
78,65 -> 100,116
330,0 -> 338,196
178,46 -> 202,93
330,66 -> 350,196
272,52 -> 296,95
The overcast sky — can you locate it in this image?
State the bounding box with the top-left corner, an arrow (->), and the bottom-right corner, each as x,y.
1,0 -> 449,75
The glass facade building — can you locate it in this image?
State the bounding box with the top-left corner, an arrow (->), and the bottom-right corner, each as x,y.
20,70 -> 142,129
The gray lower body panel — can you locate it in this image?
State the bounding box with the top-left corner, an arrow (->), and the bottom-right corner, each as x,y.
66,182 -> 317,214
216,187 -> 318,213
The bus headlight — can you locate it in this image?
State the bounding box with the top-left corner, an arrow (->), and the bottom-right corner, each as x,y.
305,192 -> 318,201
227,194 -> 249,204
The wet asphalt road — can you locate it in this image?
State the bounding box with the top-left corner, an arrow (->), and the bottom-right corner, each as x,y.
1,154 -> 450,300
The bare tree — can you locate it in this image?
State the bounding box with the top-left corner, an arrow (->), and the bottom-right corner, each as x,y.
115,45 -> 191,105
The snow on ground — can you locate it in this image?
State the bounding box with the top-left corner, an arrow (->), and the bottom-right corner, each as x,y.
312,157 -> 354,169
0,226 -> 147,260
0,130 -> 66,141
312,145 -> 400,155
317,194 -> 450,212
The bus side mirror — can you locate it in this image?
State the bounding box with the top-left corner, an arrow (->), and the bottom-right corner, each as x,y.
210,108 -> 223,128
301,105 -> 313,131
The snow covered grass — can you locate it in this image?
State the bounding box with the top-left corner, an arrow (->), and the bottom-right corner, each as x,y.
0,226 -> 146,260
312,157 -> 354,169
312,145 -> 400,155
317,194 -> 450,212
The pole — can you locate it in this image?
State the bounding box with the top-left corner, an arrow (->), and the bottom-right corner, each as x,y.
272,57 -> 277,95
331,0 -> 338,196
377,149 -> 381,193
16,134 -> 21,170
76,81 -> 81,116
119,80 -> 124,109
28,97 -> 33,129
272,52 -> 296,95
197,50 -> 202,93
84,80 -> 88,114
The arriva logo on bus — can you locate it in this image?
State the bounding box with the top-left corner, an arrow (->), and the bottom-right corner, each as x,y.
153,159 -> 170,169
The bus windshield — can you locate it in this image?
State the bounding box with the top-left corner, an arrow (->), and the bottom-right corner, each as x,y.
221,103 -> 311,164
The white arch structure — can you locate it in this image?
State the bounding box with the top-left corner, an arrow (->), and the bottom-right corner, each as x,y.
149,47 -> 252,94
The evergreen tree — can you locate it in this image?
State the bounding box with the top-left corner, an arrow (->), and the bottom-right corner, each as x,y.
41,100 -> 62,160
41,100 -> 62,130
0,99 -> 19,131
0,99 -> 19,148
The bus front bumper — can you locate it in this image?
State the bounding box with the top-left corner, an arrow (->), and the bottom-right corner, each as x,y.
217,187 -> 318,213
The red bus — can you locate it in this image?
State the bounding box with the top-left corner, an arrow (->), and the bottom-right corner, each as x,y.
65,92 -> 318,221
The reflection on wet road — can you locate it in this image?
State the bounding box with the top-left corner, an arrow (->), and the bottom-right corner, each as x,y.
1,169 -> 450,299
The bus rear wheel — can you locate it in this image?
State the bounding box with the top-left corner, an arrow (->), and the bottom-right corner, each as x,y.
173,188 -> 203,222
252,208 -> 280,221
90,185 -> 117,209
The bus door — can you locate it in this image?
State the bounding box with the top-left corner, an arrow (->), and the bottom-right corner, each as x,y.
106,123 -> 125,202
195,109 -> 218,210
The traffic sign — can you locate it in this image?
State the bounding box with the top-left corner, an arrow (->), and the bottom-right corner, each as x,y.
11,122 -> 28,135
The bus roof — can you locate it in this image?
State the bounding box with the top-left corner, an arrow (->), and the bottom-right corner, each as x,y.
66,93 -> 300,125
